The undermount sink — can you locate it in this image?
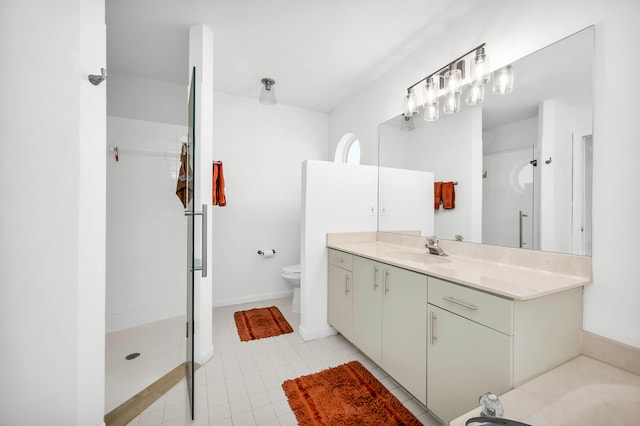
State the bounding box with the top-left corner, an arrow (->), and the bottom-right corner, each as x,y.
385,251 -> 451,264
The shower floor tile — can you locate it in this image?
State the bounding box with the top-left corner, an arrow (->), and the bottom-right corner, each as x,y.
106,316 -> 187,412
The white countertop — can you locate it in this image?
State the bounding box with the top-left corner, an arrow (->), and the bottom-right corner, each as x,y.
327,238 -> 591,301
449,355 -> 640,425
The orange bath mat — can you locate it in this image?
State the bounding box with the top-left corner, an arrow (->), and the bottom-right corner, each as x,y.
282,360 -> 422,425
233,306 -> 293,342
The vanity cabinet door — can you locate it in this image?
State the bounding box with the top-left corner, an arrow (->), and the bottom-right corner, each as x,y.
427,304 -> 512,424
352,256 -> 383,364
382,265 -> 427,405
327,264 -> 353,341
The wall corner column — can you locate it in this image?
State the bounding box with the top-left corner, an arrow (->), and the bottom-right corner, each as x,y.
189,24 -> 214,364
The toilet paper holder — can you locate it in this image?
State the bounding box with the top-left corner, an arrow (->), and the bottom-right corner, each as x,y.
257,249 -> 276,256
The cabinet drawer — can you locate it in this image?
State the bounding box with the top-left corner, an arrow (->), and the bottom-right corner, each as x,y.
428,277 -> 513,335
328,249 -> 353,271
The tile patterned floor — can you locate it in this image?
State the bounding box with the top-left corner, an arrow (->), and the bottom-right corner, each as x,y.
122,297 -> 440,425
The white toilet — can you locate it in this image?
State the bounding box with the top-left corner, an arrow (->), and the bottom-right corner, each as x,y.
281,264 -> 301,314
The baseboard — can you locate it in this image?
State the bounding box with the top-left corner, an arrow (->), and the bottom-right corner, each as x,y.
582,330 -> 640,376
212,290 -> 293,308
298,324 -> 337,342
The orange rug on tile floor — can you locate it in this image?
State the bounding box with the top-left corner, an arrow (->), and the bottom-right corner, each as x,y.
233,306 -> 293,342
282,360 -> 422,426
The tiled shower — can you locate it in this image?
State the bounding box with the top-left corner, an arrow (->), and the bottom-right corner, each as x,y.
105,115 -> 188,410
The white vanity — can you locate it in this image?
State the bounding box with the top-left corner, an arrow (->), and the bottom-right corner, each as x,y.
327,232 -> 591,424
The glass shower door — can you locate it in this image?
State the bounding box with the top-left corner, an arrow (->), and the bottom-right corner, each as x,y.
185,65 -> 208,421
185,66 -> 196,420
482,145 -> 535,249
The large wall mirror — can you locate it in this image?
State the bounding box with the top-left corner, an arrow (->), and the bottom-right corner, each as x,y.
378,26 -> 594,256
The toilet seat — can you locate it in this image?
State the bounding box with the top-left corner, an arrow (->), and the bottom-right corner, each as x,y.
281,264 -> 300,276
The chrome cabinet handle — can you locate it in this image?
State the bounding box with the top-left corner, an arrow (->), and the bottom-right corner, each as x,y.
430,311 -> 437,345
443,296 -> 477,311
384,270 -> 390,294
345,275 -> 350,295
185,203 -> 208,277
374,266 -> 379,289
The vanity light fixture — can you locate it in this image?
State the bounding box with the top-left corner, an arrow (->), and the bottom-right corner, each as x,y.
402,43 -> 513,122
259,78 -> 277,105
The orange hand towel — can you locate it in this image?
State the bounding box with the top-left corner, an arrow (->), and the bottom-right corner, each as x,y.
212,162 -> 227,206
434,182 -> 442,210
442,181 -> 455,209
176,144 -> 193,208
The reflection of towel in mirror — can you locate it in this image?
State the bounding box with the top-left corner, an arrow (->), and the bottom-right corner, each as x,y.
434,182 -> 442,210
442,181 -> 455,209
212,162 -> 227,206
176,144 -> 193,208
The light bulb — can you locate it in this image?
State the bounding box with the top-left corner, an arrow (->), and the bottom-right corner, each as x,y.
443,92 -> 461,114
403,91 -> 419,117
493,65 -> 514,95
422,76 -> 441,106
466,82 -> 485,105
471,47 -> 490,85
424,98 -> 440,122
444,67 -> 462,97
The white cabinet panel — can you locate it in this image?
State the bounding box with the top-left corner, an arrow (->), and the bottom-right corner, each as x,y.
427,304 -> 512,424
328,263 -> 353,341
352,256 -> 383,364
382,265 -> 427,404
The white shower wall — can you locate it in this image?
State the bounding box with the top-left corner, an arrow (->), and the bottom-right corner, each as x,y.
106,116 -> 188,332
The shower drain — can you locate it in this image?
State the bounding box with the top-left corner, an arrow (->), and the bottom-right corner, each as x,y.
125,352 -> 141,360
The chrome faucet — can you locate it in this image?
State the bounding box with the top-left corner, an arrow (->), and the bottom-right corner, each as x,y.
425,237 -> 447,256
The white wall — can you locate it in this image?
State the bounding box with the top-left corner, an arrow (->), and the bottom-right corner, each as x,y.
539,100 -> 572,254
211,92 -> 328,306
539,100 -> 593,254
329,0 -> 640,348
301,161 -> 378,340
484,116 -> 538,155
379,109 -> 483,242
0,1 -> 106,424
107,71 -> 187,125
378,167 -> 434,236
106,117 -> 187,332
106,67 -> 189,333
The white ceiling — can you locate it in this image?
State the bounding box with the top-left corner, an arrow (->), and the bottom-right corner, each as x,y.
106,0 -> 484,112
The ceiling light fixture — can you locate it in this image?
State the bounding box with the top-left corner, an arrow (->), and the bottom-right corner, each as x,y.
402,44 -> 514,122
259,78 -> 276,105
